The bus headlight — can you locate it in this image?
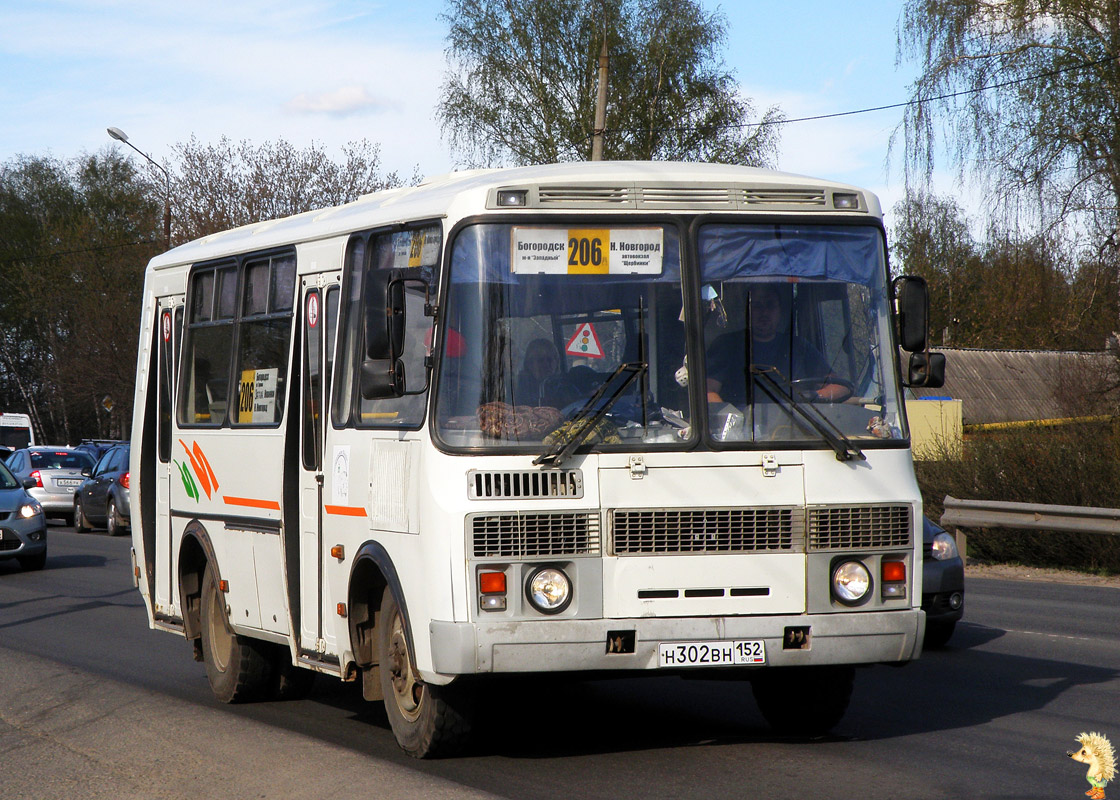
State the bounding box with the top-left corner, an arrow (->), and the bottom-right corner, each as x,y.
832,561 -> 871,605
525,567 -> 572,614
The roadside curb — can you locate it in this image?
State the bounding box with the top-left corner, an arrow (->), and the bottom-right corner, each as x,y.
0,644 -> 501,800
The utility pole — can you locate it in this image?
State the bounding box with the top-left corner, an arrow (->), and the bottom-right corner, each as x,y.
591,3 -> 609,161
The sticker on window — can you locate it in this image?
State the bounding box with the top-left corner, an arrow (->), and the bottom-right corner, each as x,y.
237,368 -> 279,423
511,228 -> 663,275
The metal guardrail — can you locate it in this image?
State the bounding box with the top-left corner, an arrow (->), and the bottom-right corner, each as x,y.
940,495 -> 1120,561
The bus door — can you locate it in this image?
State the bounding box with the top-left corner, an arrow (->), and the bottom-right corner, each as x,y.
154,296 -> 184,620
297,274 -> 340,657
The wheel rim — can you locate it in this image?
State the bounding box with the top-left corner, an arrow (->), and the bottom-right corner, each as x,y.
107,501 -> 117,534
387,610 -> 424,722
205,577 -> 232,672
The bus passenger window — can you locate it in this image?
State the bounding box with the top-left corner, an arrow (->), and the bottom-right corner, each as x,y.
181,264 -> 236,426
233,254 -> 296,426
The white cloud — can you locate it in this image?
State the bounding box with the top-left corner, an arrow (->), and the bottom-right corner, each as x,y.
285,86 -> 387,117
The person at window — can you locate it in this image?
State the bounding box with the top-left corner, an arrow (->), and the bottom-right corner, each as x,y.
515,338 -> 562,407
706,283 -> 851,405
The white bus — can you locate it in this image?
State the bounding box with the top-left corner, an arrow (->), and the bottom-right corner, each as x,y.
130,162 -> 944,757
0,412 -> 36,452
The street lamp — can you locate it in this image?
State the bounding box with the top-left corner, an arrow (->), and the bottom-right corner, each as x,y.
107,126 -> 171,249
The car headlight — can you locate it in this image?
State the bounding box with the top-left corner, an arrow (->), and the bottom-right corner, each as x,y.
832,560 -> 871,605
525,567 -> 572,614
931,531 -> 959,561
19,501 -> 42,519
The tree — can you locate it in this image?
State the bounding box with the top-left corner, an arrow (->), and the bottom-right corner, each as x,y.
437,0 -> 783,166
167,137 -> 409,242
0,152 -> 160,443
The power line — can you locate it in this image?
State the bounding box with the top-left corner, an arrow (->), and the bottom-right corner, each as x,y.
599,52 -> 1119,139
0,238 -> 157,268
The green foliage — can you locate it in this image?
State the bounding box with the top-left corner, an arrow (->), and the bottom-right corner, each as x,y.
918,422 -> 1120,572
0,151 -> 160,442
438,0 -> 783,166
891,191 -> 1119,349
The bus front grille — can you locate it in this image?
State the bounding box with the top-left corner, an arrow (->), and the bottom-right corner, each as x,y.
471,512 -> 601,558
808,505 -> 912,550
468,469 -> 583,500
610,508 -> 804,555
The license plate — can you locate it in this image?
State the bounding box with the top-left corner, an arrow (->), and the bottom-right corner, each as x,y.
56,479 -> 82,488
658,640 -> 765,668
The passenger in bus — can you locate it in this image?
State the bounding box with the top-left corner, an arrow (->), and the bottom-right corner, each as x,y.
515,338 -> 563,407
706,283 -> 851,405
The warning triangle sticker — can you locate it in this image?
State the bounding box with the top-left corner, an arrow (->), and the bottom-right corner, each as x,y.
565,322 -> 604,358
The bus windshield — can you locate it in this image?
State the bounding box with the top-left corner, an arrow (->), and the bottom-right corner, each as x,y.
434,221 -> 906,453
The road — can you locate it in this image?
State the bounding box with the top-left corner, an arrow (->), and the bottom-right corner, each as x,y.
3,523 -> 1119,799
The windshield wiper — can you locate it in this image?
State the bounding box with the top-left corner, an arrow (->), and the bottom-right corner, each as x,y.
534,361 -> 647,467
751,367 -> 865,462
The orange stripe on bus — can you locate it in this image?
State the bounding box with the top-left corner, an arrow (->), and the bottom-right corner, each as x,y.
325,505 -> 367,517
223,496 -> 281,511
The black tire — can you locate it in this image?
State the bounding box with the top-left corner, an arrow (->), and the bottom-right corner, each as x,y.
378,586 -> 472,757
751,665 -> 855,736
17,549 -> 46,571
75,500 -> 90,533
106,498 -> 126,536
924,620 -> 957,649
199,564 -> 272,703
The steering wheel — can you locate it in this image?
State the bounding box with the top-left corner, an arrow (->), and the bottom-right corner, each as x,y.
789,375 -> 854,402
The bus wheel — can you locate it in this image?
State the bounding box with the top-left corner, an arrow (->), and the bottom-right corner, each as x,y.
200,564 -> 271,703
378,586 -> 471,757
750,665 -> 854,736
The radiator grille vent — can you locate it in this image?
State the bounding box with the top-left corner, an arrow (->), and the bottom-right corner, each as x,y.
471,512 -> 601,558
468,469 -> 583,500
808,505 -> 912,550
611,507 -> 804,555
516,184 -> 847,210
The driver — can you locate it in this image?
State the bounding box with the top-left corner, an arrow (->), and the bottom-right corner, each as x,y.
706,283 -> 851,404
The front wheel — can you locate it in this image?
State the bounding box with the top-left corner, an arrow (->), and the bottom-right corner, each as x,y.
378,586 -> 472,757
751,665 -> 855,736
75,500 -> 90,533
200,564 -> 271,703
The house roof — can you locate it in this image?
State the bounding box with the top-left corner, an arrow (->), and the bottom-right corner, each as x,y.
909,347 -> 1118,426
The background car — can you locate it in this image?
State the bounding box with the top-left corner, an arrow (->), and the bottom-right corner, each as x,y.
922,515 -> 965,648
5,447 -> 96,526
0,458 -> 47,570
74,438 -> 127,462
74,443 -> 131,536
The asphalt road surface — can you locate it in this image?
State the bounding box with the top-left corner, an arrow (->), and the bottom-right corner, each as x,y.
3,522 -> 1119,799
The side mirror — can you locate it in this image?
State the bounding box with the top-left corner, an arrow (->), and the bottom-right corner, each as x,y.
361,269 -> 407,399
893,275 -> 930,353
81,467 -> 91,477
23,478 -> 37,490
907,351 -> 946,389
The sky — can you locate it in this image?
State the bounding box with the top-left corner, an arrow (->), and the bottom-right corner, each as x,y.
0,0 -> 968,230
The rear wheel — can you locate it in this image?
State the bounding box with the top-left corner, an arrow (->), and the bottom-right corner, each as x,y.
75,500 -> 90,533
378,586 -> 472,757
751,665 -> 855,736
106,498 -> 126,536
200,564 -> 271,703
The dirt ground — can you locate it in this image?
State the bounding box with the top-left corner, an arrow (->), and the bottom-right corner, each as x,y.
966,562 -> 1120,588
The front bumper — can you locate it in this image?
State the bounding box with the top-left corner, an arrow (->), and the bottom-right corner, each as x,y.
921,556 -> 964,624
429,608 -> 923,676
0,516 -> 47,560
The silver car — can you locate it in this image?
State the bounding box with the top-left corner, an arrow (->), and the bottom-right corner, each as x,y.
0,459 -> 47,570
5,447 -> 96,525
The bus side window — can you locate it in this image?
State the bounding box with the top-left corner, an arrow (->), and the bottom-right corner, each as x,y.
232,254 -> 296,426
181,265 -> 237,426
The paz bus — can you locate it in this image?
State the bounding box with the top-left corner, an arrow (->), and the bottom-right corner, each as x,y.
0,412 -> 35,453
129,161 -> 944,757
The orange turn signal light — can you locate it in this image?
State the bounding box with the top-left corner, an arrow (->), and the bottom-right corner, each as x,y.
330,544 -> 345,560
881,561 -> 906,582
479,571 -> 507,594
218,579 -> 229,593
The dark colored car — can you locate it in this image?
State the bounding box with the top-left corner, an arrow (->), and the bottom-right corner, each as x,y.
922,515 -> 965,647
74,438 -> 127,462
0,458 -> 47,570
74,443 -> 131,536
5,447 -> 95,525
